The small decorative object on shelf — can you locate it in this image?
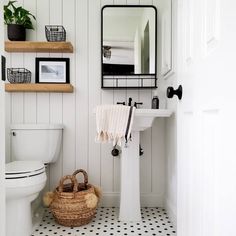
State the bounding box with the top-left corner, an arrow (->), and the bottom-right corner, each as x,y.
4,1 -> 36,41
7,68 -> 31,83
45,25 -> 66,42
36,57 -> 70,84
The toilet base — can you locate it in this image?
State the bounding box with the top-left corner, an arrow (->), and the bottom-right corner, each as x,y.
6,198 -> 32,236
6,175 -> 46,236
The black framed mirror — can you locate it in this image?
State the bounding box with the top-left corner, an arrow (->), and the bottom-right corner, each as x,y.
101,5 -> 157,89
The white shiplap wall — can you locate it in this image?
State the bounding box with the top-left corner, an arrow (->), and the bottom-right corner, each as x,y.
5,0 -> 168,207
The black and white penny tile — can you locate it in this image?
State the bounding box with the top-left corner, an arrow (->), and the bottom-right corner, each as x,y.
32,207 -> 176,236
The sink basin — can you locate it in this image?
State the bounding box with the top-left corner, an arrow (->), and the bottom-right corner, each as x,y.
133,109 -> 173,131
119,109 -> 173,222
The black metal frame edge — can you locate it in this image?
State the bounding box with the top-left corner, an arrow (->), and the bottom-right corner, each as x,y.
101,5 -> 158,89
103,73 -> 156,76
102,86 -> 157,89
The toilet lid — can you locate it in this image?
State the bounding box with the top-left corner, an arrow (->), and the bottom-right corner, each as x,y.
5,161 -> 45,179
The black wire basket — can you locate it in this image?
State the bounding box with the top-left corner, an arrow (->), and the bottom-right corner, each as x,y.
45,25 -> 66,42
7,68 -> 31,83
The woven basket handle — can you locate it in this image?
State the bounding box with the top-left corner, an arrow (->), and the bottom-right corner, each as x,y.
58,175 -> 78,193
72,169 -> 88,187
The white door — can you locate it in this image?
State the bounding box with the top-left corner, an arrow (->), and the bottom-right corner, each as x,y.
176,0 -> 236,235
0,0 -> 5,235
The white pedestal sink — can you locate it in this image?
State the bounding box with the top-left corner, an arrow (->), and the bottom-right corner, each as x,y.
119,109 -> 173,222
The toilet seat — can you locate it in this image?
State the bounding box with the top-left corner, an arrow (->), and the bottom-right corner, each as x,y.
6,161 -> 45,179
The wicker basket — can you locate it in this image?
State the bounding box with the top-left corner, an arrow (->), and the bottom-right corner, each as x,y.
50,170 -> 98,227
45,25 -> 66,42
7,68 -> 31,83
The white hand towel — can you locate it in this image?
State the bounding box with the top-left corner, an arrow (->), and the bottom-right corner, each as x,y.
95,105 -> 136,146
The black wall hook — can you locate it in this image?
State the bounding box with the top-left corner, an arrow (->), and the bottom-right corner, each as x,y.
111,145 -> 120,157
167,85 -> 183,100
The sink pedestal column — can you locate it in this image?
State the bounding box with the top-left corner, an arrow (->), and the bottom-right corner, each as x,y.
119,131 -> 141,222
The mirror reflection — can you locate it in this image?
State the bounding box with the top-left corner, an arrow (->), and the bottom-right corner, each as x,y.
102,6 -> 157,76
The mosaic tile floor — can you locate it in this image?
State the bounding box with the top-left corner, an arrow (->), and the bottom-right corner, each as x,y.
32,207 -> 176,236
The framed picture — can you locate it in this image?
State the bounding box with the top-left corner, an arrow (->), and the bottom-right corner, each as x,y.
36,58 -> 70,83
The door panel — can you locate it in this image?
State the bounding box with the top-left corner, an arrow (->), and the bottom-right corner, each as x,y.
177,0 -> 236,235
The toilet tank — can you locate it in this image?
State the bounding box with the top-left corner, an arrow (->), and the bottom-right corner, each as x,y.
10,124 -> 64,163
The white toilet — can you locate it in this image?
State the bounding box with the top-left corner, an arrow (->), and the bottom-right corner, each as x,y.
5,124 -> 64,236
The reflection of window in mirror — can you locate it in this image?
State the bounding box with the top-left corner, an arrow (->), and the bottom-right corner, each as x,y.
143,21 -> 150,74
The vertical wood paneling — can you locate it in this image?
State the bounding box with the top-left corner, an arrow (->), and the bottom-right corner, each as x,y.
127,0 -> 152,194
36,93 -> 50,123
152,0 -> 166,197
48,0 -> 64,189
75,0 -> 89,171
151,118 -> 166,194
5,28 -> 11,161
126,0 -> 140,108
138,0 -> 154,194
11,93 -> 24,123
23,49 -> 37,124
24,92 -> 37,124
36,0 -> 49,41
23,0 -> 37,124
36,0 -> 50,124
112,0 -> 128,194
100,0 -> 115,193
11,55 -> 24,123
88,0 -> 102,186
7,0 -> 168,206
62,0 -> 76,175
49,93 -> 63,189
10,0 -> 24,124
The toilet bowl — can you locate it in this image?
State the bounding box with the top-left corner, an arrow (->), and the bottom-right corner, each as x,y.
5,124 -> 63,236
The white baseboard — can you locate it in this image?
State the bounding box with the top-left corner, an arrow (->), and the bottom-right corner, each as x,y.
100,192 -> 164,207
165,198 -> 177,228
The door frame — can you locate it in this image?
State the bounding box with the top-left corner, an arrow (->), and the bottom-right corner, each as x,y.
0,0 -> 6,234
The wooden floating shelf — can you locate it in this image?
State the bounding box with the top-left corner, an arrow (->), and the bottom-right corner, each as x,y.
5,41 -> 74,53
5,83 -> 74,93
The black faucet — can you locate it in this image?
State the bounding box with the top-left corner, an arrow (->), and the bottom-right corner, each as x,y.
117,102 -> 125,105
134,102 -> 143,108
128,97 -> 132,106
117,97 -> 143,108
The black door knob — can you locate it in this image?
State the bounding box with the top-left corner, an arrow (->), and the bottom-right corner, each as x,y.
167,85 -> 183,100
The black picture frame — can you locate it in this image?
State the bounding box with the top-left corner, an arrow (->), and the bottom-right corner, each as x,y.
101,5 -> 158,89
35,57 -> 70,84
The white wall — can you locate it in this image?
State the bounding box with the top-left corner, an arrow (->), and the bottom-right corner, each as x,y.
104,13 -> 139,42
4,0 -> 174,207
139,8 -> 156,73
